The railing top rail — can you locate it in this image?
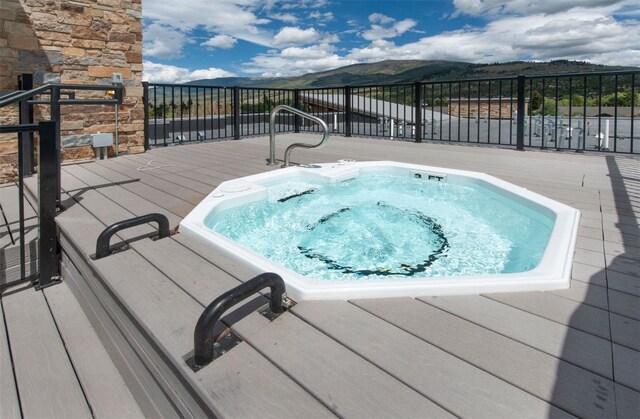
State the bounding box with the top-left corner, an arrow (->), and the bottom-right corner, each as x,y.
0,85 -> 52,108
240,87 -> 297,92
146,82 -> 234,89
0,83 -> 124,108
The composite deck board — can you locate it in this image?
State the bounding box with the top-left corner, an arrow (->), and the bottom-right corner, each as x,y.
610,313 -> 640,351
550,279 -> 609,310
612,344 -> 640,391
109,155 -> 216,195
119,154 -> 223,192
606,269 -> 640,297
2,285 -> 92,418
93,159 -> 206,206
129,234 -> 452,417
60,256 -> 181,418
0,298 -> 21,419
62,166 -> 183,229
43,280 -> 145,418
60,224 -> 333,417
608,290 -> 640,321
353,297 -> 623,418
606,255 -> 640,277
418,295 -> 613,379
570,262 -> 608,287
55,196 -> 334,417
293,300 -> 574,419
43,137 -> 639,417
122,153 -> 229,188
484,291 -> 611,340
69,162 -> 196,218
246,309 -> 454,418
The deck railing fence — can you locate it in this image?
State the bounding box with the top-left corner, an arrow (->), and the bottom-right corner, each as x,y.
0,82 -> 123,290
145,70 -> 638,154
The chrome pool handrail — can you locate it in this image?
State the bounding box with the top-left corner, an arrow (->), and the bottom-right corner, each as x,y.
268,104 -> 330,167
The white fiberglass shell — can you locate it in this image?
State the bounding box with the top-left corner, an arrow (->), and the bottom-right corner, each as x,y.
180,161 -> 580,301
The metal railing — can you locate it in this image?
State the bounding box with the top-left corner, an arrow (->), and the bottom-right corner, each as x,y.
190,272 -> 287,370
144,70 -> 638,154
268,105 -> 330,167
0,82 -> 123,290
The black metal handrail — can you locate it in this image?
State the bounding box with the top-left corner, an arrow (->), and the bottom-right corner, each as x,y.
0,83 -> 129,289
94,213 -> 170,260
191,273 -> 287,370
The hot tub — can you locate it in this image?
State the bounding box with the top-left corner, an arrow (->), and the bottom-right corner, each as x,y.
180,161 -> 580,301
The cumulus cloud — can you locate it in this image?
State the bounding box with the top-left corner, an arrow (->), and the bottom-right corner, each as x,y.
269,13 -> 299,23
309,11 -> 334,22
361,13 -> 417,41
273,26 -> 338,46
143,61 -> 234,83
201,34 -> 237,49
143,23 -> 190,59
243,43 -> 354,76
144,0 -> 273,48
348,8 -> 640,65
453,0 -> 624,16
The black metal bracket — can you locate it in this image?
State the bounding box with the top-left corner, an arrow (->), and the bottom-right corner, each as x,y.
94,213 -> 170,260
190,273 -> 287,371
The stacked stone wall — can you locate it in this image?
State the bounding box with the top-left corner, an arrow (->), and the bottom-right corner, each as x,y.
0,0 -> 144,181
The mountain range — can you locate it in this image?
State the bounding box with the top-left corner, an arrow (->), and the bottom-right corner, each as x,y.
188,60 -> 638,89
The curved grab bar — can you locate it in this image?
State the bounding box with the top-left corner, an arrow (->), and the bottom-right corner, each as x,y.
191,272 -> 286,369
94,213 -> 170,259
268,104 -> 330,167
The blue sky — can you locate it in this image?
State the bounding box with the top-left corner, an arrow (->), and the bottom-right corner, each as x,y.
142,0 -> 640,83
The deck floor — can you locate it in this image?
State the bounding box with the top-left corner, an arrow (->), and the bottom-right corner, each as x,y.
3,134 -> 639,418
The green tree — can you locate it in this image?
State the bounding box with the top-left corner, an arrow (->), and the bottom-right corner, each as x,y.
530,90 -> 542,112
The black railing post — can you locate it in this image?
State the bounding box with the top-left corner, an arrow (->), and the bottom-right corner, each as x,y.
294,89 -> 301,133
18,74 -> 34,175
344,86 -> 352,137
516,75 -> 526,151
233,86 -> 240,140
143,81 -> 150,150
414,81 -> 422,143
37,120 -> 61,289
50,86 -> 62,203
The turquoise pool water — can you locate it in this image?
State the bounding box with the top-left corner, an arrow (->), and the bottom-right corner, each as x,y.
205,171 -> 554,281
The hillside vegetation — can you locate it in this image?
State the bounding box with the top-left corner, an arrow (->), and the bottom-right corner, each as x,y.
188,60 -> 637,88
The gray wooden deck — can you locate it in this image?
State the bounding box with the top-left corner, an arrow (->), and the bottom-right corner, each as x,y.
2,134 -> 639,418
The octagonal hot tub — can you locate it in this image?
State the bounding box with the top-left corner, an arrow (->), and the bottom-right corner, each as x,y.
180,161 -> 580,301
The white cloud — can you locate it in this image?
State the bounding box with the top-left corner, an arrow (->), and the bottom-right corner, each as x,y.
270,13 -> 298,23
361,13 -> 417,41
309,11 -> 334,22
243,43 -> 354,76
201,34 -> 237,49
348,9 -> 640,66
369,13 -> 396,25
453,0 -> 624,16
190,67 -> 236,80
143,61 -> 234,83
273,26 -> 324,46
144,0 -> 273,48
143,23 -> 189,59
